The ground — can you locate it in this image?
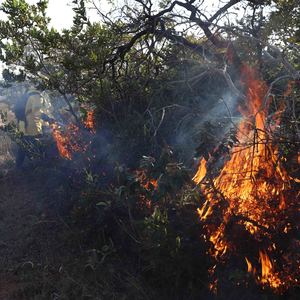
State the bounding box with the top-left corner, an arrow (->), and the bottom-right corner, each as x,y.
0,164 -> 150,300
0,166 -> 65,299
0,132 -> 75,299
0,131 -> 149,300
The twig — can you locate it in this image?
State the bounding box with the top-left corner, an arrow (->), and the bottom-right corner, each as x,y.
153,107 -> 165,136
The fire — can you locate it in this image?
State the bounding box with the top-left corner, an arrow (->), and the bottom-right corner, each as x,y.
51,108 -> 96,160
135,170 -> 158,191
245,257 -> 255,274
194,65 -> 299,291
84,110 -> 96,133
135,170 -> 158,210
245,251 -> 282,289
51,123 -> 72,160
51,122 -> 87,160
193,158 -> 207,184
259,250 -> 281,289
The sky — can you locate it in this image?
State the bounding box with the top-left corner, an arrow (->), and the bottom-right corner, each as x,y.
44,0 -> 244,30
44,0 -> 77,30
0,0 -> 247,31
0,0 -> 110,30
45,0 -> 111,30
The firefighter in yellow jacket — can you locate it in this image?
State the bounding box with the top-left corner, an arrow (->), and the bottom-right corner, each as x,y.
15,88 -> 52,168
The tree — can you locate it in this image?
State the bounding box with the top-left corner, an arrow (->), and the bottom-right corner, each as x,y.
0,0 -> 298,163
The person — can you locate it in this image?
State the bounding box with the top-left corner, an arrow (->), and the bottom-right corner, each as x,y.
14,87 -> 53,168
0,98 -> 16,163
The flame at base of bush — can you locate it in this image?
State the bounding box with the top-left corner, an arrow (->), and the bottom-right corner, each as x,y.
50,109 -> 96,160
51,123 -> 88,160
194,65 -> 300,292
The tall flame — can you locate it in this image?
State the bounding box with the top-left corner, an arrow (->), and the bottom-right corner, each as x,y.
194,65 -> 299,291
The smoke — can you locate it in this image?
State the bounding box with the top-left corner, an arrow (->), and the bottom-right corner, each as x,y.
166,90 -> 241,165
0,67 -> 243,183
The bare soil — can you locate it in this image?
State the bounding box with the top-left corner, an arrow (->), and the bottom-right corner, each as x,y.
0,143 -> 75,299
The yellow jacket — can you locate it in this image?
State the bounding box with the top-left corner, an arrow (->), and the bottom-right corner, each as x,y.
19,91 -> 52,136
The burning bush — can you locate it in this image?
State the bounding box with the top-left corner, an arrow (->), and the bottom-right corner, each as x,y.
193,65 -> 300,293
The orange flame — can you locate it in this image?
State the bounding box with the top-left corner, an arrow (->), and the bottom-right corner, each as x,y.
135,170 -> 158,210
193,158 -> 207,184
51,123 -> 72,160
84,110 -> 96,133
245,252 -> 282,289
245,257 -> 255,274
135,170 -> 158,191
259,250 -> 281,289
194,65 -> 298,291
51,122 -> 87,160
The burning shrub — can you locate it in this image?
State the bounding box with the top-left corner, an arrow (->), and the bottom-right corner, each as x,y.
193,65 -> 300,293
